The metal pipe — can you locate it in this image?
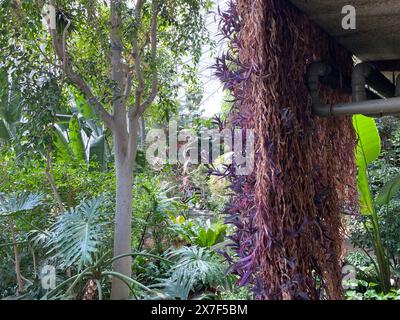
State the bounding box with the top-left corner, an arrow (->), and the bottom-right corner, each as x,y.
366,68 -> 396,98
331,97 -> 400,116
352,63 -> 371,102
306,62 -> 332,117
307,62 -> 400,117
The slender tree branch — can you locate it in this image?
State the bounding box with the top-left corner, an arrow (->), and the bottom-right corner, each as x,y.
9,217 -> 24,293
45,150 -> 65,214
127,113 -> 139,163
124,73 -> 132,101
47,1 -> 114,130
134,0 -> 159,117
29,244 -> 37,278
132,0 -> 145,111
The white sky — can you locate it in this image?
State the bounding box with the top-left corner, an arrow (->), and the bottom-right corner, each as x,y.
198,0 -> 227,118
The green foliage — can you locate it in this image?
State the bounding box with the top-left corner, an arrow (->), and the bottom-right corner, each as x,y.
353,114 -> 391,293
354,115 -> 380,215
194,220 -> 227,248
152,246 -> 227,300
132,174 -> 180,252
45,197 -> 111,270
53,114 -> 110,172
170,217 -> 227,248
354,115 -> 381,169
0,67 -> 23,145
68,115 -> 86,163
0,0 -> 236,301
89,135 -> 107,172
43,250 -> 165,300
0,192 -> 42,215
220,286 -> 252,300
376,174 -> 400,206
346,284 -> 400,300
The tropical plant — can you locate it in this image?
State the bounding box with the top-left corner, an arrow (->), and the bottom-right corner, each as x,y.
53,114 -> 110,172
376,175 -> 400,206
194,220 -> 227,248
44,197 -> 111,270
353,114 -> 391,293
0,193 -> 43,215
170,217 -> 227,248
1,0 -> 212,299
132,175 -> 180,252
0,67 -> 22,145
35,196 -> 171,300
42,250 -> 169,300
0,192 -> 43,294
346,284 -> 400,300
151,246 -> 227,300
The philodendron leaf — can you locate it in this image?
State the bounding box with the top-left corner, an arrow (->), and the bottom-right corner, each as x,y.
353,115 -> 381,168
46,197 -> 108,270
0,192 -> 43,215
376,175 -> 400,206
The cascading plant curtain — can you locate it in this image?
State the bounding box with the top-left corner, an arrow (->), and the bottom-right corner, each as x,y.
215,0 -> 357,300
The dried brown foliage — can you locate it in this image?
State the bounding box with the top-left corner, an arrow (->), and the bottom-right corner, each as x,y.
220,0 -> 357,299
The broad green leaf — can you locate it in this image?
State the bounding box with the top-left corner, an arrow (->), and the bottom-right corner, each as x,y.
89,135 -> 106,171
46,197 -> 108,270
357,169 -> 375,215
353,115 -> 381,216
353,115 -> 392,292
74,92 -> 96,120
0,68 -> 8,111
0,69 -> 22,126
53,124 -> 74,163
68,115 -> 86,163
3,81 -> 22,124
353,115 -> 381,168
0,119 -> 10,141
376,175 -> 400,205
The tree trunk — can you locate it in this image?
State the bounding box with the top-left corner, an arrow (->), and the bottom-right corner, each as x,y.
110,130 -> 134,300
9,217 -> 24,294
45,153 -> 65,214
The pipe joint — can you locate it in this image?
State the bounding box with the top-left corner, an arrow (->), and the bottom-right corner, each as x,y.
307,61 -> 400,117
